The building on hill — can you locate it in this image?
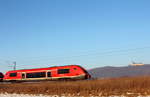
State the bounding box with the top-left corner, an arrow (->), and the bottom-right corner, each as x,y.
130,62 -> 144,66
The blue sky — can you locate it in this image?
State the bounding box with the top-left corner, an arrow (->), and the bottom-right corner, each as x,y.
0,0 -> 150,73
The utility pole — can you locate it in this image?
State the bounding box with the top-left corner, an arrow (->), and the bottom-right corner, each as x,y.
13,61 -> 16,70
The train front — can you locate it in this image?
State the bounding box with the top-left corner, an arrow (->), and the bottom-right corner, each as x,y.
80,66 -> 91,79
73,65 -> 91,80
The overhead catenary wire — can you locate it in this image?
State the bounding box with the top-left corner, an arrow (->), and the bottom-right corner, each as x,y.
21,46 -> 150,61
13,46 -> 150,67
17,50 -> 146,68
1,46 -> 150,70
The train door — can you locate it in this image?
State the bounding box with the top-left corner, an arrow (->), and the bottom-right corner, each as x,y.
22,72 -> 26,79
47,72 -> 51,77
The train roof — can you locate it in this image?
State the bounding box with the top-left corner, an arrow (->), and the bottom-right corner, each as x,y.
6,65 -> 83,73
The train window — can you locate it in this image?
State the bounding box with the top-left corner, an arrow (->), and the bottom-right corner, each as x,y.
26,72 -> 46,78
73,68 -> 77,70
9,73 -> 17,77
58,69 -> 70,74
47,72 -> 51,77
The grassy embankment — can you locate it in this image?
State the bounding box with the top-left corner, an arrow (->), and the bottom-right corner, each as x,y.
0,76 -> 150,96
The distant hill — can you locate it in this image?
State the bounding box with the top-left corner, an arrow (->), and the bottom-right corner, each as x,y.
88,65 -> 150,78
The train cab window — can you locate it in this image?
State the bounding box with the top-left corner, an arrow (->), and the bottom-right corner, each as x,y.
9,73 -> 17,77
58,69 -> 70,74
47,72 -> 51,77
26,72 -> 46,78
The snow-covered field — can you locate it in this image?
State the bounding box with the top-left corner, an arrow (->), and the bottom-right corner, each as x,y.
0,93 -> 56,97
1,93 -> 150,97
0,93 -> 85,97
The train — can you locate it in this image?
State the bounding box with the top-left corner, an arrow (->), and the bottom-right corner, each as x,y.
0,65 -> 91,82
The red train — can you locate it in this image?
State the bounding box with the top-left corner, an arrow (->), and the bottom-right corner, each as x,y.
2,65 -> 91,82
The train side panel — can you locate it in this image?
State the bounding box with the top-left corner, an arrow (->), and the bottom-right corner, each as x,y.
3,65 -> 91,82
